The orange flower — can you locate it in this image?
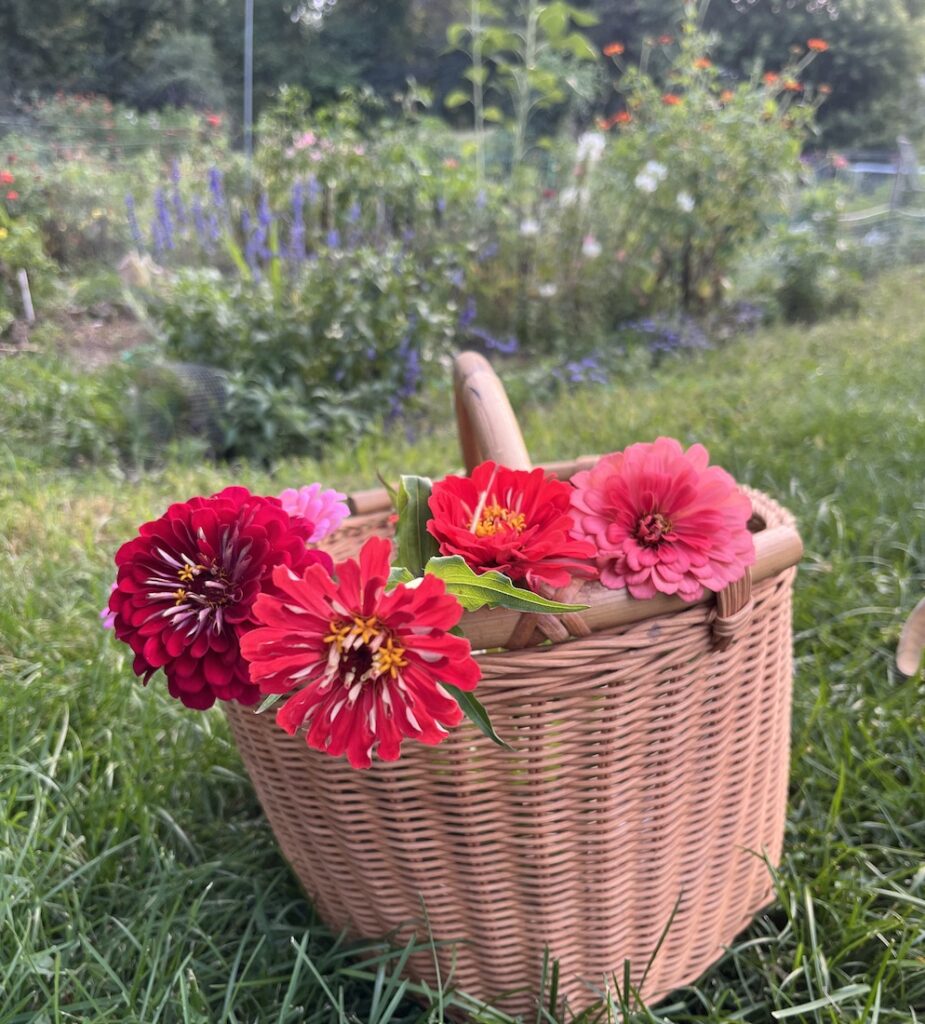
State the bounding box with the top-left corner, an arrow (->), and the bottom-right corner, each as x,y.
658,34 -> 674,45
596,116 -> 610,130
661,93 -> 682,106
603,41 -> 624,57
783,79 -> 802,92
807,38 -> 829,52
614,110 -> 632,124
762,71 -> 780,86
720,89 -> 735,103
693,57 -> 713,70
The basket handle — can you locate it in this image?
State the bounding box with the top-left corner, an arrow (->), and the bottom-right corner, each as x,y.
451,351 -> 754,650
454,351 -> 532,471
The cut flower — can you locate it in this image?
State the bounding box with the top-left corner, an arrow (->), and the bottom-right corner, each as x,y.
427,460 -> 597,590
240,536 -> 480,769
570,438 -> 755,601
109,486 -> 330,709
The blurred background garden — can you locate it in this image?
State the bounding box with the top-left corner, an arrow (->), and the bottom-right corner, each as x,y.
2,0 -> 925,1020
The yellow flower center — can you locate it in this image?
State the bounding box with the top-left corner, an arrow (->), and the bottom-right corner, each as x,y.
324,616 -> 408,683
475,502 -> 526,538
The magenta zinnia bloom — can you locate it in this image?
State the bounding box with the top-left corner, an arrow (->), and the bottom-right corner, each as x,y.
277,483 -> 350,543
109,486 -> 331,709
570,438 -> 755,601
240,536 -> 481,769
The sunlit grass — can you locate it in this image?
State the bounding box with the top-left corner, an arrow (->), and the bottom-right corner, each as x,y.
1,268 -> 924,1021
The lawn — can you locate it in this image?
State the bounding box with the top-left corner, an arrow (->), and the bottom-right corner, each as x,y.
1,268 -> 924,1022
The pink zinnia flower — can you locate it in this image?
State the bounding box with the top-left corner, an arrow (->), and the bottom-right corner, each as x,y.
570,438 -> 755,601
278,483 -> 350,543
241,536 -> 480,769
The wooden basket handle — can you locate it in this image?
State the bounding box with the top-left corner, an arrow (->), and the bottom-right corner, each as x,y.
454,351 -> 532,472
450,350 -> 760,650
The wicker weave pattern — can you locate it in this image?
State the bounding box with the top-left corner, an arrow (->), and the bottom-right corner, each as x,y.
225,494 -> 796,1012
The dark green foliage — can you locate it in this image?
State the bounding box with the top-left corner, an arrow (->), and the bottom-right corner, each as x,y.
131,31 -> 226,111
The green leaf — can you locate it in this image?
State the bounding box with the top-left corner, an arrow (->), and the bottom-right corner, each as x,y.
566,6 -> 599,27
559,31 -> 598,61
443,684 -> 514,751
463,65 -> 489,86
444,89 -> 471,110
424,555 -> 588,614
396,476 -> 439,576
538,4 -> 569,41
387,566 -> 414,590
223,231 -> 251,282
482,105 -> 506,123
446,22 -> 468,48
256,692 -> 283,714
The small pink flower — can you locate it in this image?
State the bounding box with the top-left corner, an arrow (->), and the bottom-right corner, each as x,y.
100,582 -> 117,629
278,483 -> 350,543
293,130 -> 317,150
570,437 -> 755,601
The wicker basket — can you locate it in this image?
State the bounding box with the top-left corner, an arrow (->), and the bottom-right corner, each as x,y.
226,353 -> 802,1013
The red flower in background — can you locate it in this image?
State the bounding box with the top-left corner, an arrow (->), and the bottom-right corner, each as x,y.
658,34 -> 674,45
0,170 -> 13,184
5,191 -> 18,200
603,41 -> 625,56
241,537 -> 480,769
661,93 -> 682,106
570,438 -> 755,602
763,71 -> 781,86
807,38 -> 829,52
693,57 -> 713,70
206,113 -> 222,127
109,487 -> 329,709
427,461 -> 597,590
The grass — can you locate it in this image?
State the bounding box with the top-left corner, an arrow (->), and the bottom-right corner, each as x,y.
2,268 -> 925,1022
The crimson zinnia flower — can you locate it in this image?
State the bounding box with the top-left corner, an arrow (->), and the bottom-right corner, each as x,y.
240,536 -> 480,769
427,460 -> 597,589
109,486 -> 329,709
570,438 -> 756,602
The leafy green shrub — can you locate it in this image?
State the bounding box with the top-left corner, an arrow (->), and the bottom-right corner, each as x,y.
0,200 -> 54,331
153,246 -> 458,461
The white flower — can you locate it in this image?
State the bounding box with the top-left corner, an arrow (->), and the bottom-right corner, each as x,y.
520,217 -> 540,237
635,171 -> 659,193
538,282 -> 558,298
676,191 -> 695,213
576,131 -> 606,165
581,234 -> 602,259
559,186 -> 579,207
644,160 -> 668,181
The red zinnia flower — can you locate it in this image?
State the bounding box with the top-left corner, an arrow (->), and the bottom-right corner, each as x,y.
661,93 -> 682,106
693,57 -> 713,70
206,113 -> 222,127
5,190 -> 18,200
807,38 -> 829,52
603,41 -> 625,57
0,170 -> 13,184
240,536 -> 480,769
570,438 -> 756,602
109,486 -> 329,709
427,461 -> 597,590
763,71 -> 780,86
783,78 -> 802,92
613,110 -> 632,125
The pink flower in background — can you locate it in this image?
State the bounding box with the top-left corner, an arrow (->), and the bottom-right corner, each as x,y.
278,483 -> 350,543
100,583 -> 117,629
570,437 -> 755,601
293,131 -> 317,150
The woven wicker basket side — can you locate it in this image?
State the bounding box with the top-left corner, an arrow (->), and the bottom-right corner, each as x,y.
226,497 -> 796,1013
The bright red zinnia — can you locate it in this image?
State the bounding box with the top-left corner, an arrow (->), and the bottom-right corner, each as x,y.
427,461 -> 597,590
240,536 -> 480,769
109,486 -> 329,709
569,438 -> 756,601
